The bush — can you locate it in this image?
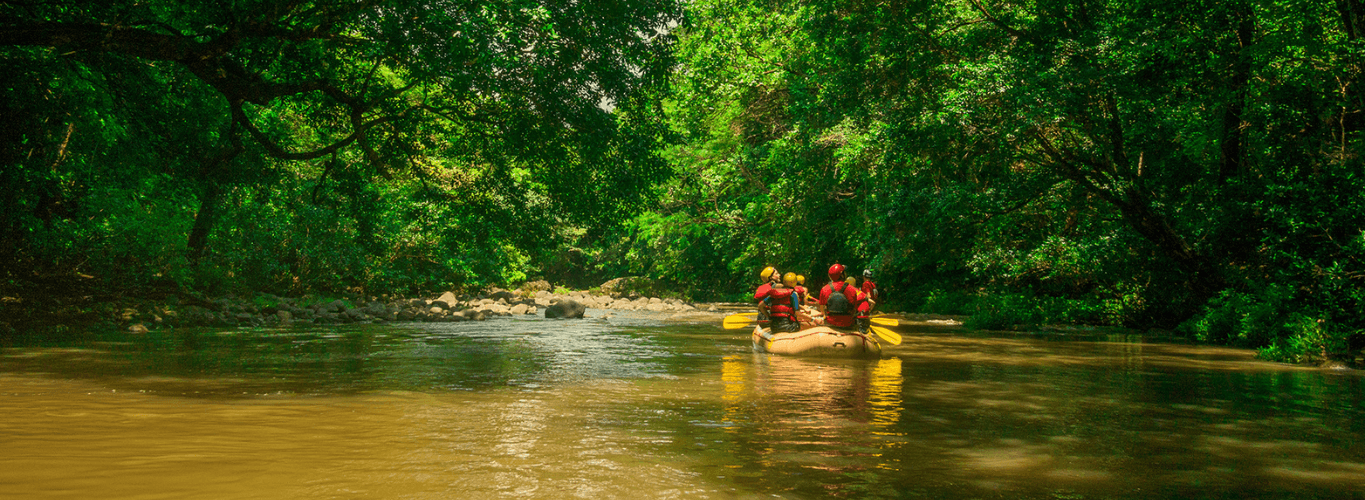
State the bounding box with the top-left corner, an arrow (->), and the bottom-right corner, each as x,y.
1174,288 -> 1292,348
920,288 -> 974,315
963,290 -> 1112,330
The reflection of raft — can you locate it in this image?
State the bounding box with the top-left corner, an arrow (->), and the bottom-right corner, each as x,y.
752,325 -> 882,358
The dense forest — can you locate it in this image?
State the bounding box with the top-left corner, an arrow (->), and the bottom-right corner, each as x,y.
2,0 -> 1363,363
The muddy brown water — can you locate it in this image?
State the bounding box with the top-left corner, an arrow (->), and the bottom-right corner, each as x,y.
1,312 -> 1362,499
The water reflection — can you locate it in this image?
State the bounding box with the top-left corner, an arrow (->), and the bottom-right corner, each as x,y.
2,317 -> 1364,499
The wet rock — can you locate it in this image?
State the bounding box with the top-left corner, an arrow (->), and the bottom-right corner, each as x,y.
521,280 -> 552,293
128,323 -> 149,334
545,299 -> 586,319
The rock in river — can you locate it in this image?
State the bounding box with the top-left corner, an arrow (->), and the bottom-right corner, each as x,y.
544,299 -> 586,319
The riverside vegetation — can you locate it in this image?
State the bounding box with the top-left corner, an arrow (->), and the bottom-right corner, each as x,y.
2,0 -> 1363,366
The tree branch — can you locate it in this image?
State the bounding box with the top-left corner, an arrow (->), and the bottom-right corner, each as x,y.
966,0 -> 1034,42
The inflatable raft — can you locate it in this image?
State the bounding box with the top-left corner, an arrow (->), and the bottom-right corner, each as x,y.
752,325 -> 882,358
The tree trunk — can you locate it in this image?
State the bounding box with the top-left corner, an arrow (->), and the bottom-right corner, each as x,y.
187,182 -> 220,264
1338,0 -> 1365,139
1113,188 -> 1225,304
186,139 -> 242,265
1218,4 -> 1255,183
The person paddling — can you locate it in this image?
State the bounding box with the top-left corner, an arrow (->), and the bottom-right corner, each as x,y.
818,264 -> 861,331
795,275 -> 818,307
860,269 -> 879,312
847,276 -> 874,334
753,266 -> 780,326
759,273 -> 802,333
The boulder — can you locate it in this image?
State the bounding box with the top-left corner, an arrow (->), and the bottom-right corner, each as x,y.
510,303 -> 529,315
436,291 -> 459,306
544,299 -> 586,319
521,280 -> 553,293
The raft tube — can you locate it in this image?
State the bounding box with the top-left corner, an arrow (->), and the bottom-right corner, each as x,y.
752,325 -> 882,358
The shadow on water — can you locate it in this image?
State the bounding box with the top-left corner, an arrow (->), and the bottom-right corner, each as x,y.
622,324 -> 1365,499
2,313 -> 1364,499
0,311 -> 712,397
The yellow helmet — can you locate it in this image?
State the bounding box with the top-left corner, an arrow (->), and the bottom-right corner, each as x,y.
760,266 -> 776,281
782,272 -> 797,287
845,277 -> 857,287
796,274 -> 806,285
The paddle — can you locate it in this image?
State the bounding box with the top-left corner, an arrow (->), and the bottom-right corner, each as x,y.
726,311 -> 902,344
723,313 -> 759,330
870,325 -> 903,345
726,312 -> 895,327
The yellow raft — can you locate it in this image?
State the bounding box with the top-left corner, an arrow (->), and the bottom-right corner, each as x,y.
751,325 -> 882,358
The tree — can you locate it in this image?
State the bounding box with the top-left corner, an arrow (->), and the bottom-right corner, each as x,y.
1,0 -> 680,276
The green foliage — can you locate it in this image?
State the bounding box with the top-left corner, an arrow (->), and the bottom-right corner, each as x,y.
6,0 -> 1365,368
1,0 -> 682,299
963,289 -> 1116,331
919,289 -> 975,316
592,0 -> 1365,362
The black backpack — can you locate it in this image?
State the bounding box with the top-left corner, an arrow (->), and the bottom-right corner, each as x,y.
826,282 -> 852,315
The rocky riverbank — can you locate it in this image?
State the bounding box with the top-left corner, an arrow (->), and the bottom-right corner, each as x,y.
104,285 -> 708,333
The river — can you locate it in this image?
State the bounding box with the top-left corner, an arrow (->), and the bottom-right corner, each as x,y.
1,310 -> 1361,499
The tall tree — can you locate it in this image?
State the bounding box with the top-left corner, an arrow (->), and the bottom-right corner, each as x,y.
1,0 -> 680,268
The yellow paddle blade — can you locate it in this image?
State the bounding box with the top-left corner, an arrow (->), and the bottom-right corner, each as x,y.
870,325 -> 902,346
869,317 -> 899,326
722,314 -> 756,330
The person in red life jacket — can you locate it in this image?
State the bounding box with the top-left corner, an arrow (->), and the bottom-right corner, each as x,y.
818,264 -> 861,330
860,269 -> 879,312
753,266 -> 780,325
760,273 -> 802,333
846,276 -> 874,334
795,274 -> 818,307
793,274 -> 820,327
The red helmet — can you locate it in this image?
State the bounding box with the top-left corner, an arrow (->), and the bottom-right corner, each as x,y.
828,263 -> 845,280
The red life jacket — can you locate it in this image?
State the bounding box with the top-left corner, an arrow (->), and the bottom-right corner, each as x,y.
861,280 -> 878,302
766,286 -> 797,318
753,282 -> 773,302
825,282 -> 857,316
